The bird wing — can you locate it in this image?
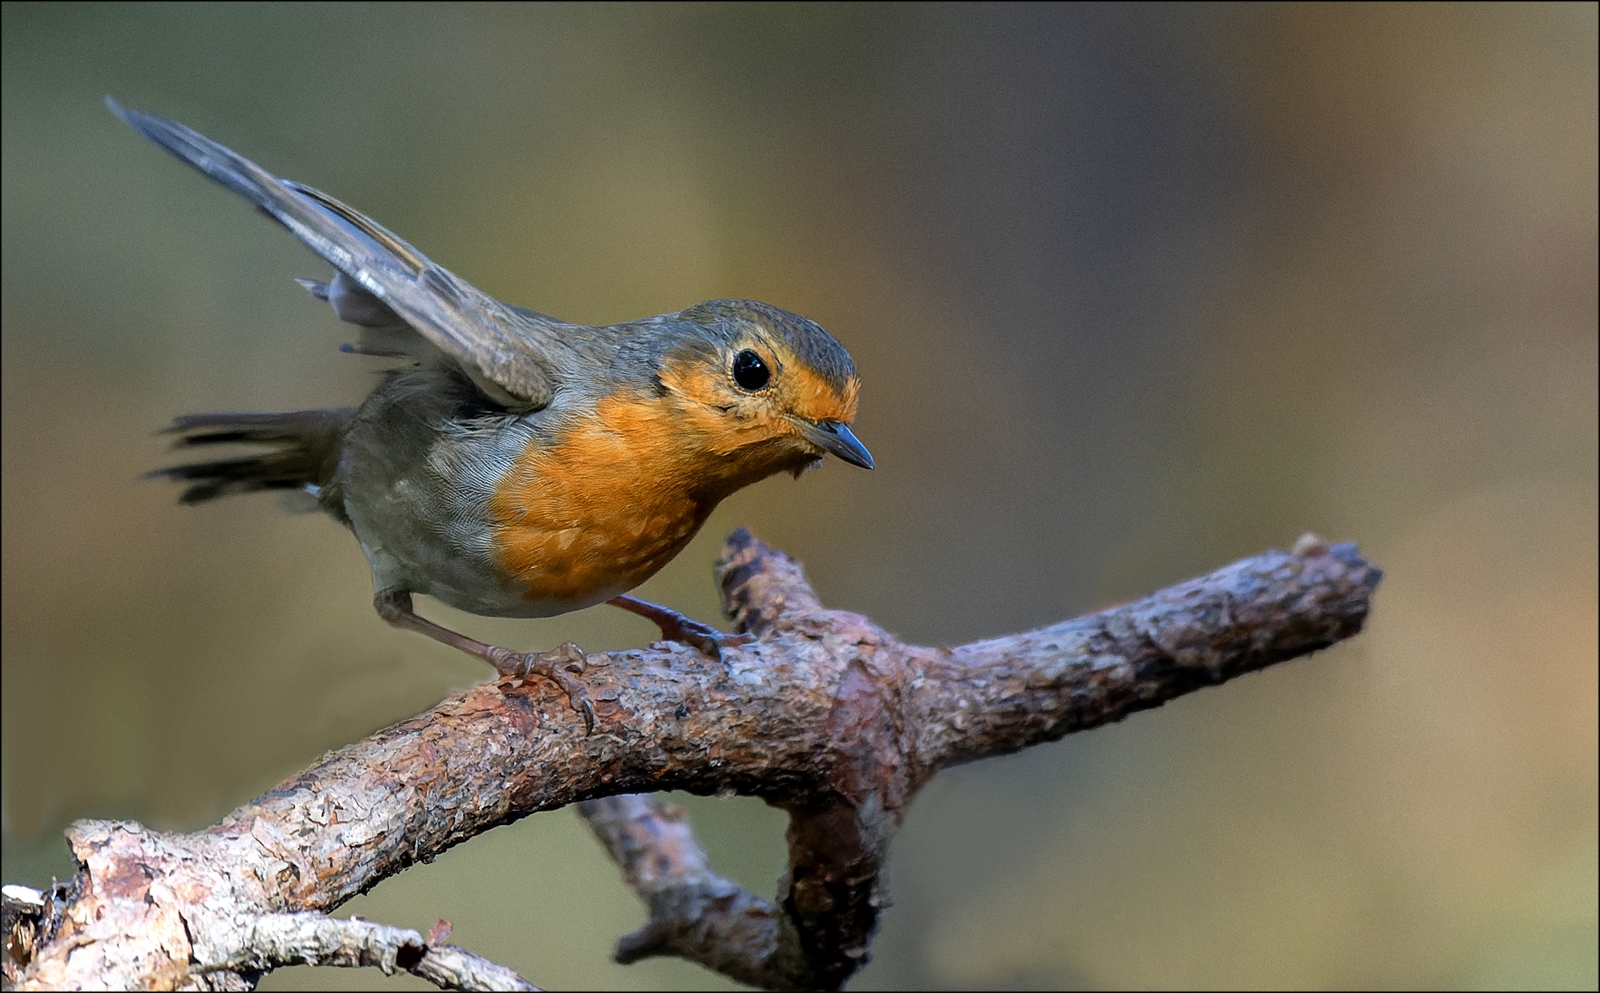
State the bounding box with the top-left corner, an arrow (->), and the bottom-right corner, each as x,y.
108,98 -> 570,408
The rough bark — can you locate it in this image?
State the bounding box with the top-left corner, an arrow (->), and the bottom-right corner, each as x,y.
3,530 -> 1380,991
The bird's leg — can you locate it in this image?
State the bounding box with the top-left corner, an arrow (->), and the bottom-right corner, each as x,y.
374,590 -> 595,732
607,593 -> 753,661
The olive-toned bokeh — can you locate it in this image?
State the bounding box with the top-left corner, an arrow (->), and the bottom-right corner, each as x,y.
4,4 -> 1595,989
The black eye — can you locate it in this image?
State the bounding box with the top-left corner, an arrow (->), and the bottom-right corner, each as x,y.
732,349 -> 770,391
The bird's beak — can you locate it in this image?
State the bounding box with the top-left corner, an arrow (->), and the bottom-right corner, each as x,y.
793,418 -> 874,469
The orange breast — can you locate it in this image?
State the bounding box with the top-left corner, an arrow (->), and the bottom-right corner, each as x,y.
486,395 -> 718,607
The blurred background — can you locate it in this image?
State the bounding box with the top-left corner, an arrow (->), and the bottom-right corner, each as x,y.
3,3 -> 1594,989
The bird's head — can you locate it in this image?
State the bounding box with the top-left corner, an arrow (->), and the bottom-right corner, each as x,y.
648,299 -> 872,487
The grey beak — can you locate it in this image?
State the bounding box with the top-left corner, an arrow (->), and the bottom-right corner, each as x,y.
796,419 -> 874,470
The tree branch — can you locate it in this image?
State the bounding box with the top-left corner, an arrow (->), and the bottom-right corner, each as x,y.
192,911 -> 536,991
4,530 -> 1380,990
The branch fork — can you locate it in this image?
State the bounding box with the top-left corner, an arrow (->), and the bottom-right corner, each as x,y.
4,529 -> 1380,990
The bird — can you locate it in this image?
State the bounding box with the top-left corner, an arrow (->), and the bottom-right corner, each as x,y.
109,98 -> 873,731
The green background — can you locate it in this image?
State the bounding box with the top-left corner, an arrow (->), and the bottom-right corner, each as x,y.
3,3 -> 1595,989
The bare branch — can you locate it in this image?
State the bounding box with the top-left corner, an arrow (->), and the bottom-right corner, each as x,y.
575,531 -> 1381,989
5,530 -> 1380,990
192,911 -> 536,991
578,795 -> 796,988
914,532 -> 1381,764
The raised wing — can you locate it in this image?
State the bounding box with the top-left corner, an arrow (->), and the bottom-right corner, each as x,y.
108,98 -> 568,407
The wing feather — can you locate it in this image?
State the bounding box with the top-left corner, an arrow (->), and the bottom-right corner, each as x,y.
108,98 -> 572,407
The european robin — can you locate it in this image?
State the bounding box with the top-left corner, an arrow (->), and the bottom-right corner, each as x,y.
110,99 -> 872,730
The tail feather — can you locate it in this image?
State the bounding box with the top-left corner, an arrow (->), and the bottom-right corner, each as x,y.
151,409 -> 353,506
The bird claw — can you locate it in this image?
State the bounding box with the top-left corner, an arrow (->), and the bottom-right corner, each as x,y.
606,595 -> 753,662
505,642 -> 596,733
668,619 -> 754,662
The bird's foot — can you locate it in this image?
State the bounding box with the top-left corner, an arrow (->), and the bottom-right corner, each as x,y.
607,594 -> 752,661
662,614 -> 755,662
494,642 -> 595,733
